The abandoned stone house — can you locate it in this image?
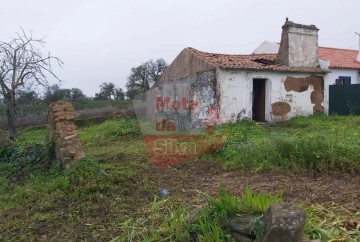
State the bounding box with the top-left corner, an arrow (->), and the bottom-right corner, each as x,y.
146,19 -> 360,126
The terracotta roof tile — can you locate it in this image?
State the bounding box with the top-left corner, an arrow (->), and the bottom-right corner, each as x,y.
187,47 -> 327,73
318,47 -> 360,69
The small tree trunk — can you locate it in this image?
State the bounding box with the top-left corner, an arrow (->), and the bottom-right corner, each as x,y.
5,93 -> 17,139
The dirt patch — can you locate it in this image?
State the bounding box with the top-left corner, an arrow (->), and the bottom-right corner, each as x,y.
272,102 -> 291,116
149,160 -> 360,214
1,156 -> 359,241
284,76 -> 324,113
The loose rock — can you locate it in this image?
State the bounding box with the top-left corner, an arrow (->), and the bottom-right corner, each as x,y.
225,214 -> 258,236
259,204 -> 306,242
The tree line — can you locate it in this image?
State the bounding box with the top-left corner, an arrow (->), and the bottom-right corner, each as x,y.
0,29 -> 168,139
5,57 -> 168,104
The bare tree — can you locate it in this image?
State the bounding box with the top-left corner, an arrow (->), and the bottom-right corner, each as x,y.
0,28 -> 63,139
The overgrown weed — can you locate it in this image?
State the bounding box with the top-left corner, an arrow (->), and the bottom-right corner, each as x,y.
213,115 -> 360,172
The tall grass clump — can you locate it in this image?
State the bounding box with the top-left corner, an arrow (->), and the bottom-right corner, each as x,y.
213,115 -> 360,172
194,187 -> 283,241
239,187 -> 283,214
200,186 -> 283,216
196,211 -> 231,242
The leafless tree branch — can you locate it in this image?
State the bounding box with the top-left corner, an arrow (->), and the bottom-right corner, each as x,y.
0,28 -> 63,139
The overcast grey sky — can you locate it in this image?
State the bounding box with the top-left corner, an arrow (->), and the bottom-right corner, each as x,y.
1,0 -> 359,96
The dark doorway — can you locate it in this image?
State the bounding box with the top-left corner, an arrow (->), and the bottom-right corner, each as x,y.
252,79 -> 266,122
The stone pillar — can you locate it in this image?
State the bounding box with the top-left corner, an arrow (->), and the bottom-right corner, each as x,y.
47,101 -> 85,169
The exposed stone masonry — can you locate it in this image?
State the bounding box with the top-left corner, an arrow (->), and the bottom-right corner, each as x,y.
47,101 -> 85,169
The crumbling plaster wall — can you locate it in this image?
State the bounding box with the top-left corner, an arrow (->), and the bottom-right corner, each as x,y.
323,69 -> 360,114
144,71 -> 217,131
145,47 -> 217,131
217,68 -> 325,122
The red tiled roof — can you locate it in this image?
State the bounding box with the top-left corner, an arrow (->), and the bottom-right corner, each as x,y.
187,47 -> 327,73
318,47 -> 360,69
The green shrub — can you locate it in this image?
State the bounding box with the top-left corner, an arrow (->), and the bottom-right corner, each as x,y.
0,143 -> 56,184
0,145 -> 18,163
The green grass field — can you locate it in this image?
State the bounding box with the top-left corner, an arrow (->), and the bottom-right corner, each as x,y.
0,115 -> 359,241
213,114 -> 360,172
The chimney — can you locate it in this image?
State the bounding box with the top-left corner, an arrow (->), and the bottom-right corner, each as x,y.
276,18 -> 319,67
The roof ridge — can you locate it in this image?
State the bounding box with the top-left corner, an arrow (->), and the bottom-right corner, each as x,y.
186,47 -> 276,57
185,47 -> 219,67
319,46 -> 359,52
185,46 -> 360,70
189,46 -> 359,56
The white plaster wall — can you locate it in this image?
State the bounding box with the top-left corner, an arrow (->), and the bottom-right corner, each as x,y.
269,73 -> 315,121
217,69 -> 324,122
288,26 -> 319,67
323,69 -> 360,114
252,41 -> 279,54
217,69 -> 252,122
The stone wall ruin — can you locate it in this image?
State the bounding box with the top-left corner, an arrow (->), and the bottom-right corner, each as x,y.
47,101 -> 85,169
